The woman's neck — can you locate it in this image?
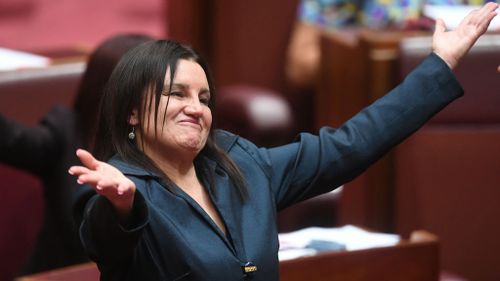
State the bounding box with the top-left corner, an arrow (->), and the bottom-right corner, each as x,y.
142,144 -> 199,188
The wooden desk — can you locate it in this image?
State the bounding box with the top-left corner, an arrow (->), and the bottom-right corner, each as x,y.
280,231 -> 439,281
16,263 -> 99,281
16,232 -> 439,281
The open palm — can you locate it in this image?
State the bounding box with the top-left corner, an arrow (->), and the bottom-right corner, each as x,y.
433,2 -> 498,69
69,149 -> 136,218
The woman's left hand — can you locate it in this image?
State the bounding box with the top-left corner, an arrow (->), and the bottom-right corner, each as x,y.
432,2 -> 499,69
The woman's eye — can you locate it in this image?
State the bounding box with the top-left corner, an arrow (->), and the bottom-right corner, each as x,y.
169,91 -> 183,97
200,97 -> 210,105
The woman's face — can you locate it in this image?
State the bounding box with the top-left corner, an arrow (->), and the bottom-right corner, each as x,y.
137,59 -> 212,158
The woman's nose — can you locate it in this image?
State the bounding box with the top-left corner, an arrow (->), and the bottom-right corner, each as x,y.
184,98 -> 203,115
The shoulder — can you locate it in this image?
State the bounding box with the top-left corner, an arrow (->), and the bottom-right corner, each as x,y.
214,129 -> 273,176
214,129 -> 262,156
108,155 -> 156,179
214,129 -> 239,152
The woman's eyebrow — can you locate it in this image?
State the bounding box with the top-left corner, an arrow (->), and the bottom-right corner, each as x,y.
164,83 -> 188,90
163,83 -> 210,96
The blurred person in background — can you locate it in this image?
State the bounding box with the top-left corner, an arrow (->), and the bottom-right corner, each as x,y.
0,33 -> 153,275
286,0 -> 496,89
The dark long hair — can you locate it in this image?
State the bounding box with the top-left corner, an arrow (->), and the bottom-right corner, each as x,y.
74,34 -> 154,148
94,39 -> 247,198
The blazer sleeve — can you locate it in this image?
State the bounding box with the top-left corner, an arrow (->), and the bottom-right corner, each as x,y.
0,107 -> 69,175
79,186 -> 149,266
262,53 -> 463,209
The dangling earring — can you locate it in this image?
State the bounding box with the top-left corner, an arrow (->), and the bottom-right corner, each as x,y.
128,126 -> 135,140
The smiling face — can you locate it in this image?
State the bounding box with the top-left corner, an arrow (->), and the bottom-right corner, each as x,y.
131,59 -> 212,160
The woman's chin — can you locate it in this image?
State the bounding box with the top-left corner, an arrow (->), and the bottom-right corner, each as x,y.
179,137 -> 205,152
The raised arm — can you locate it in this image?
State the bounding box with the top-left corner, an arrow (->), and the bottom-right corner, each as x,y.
0,110 -> 64,174
265,3 -> 499,209
433,2 -> 498,69
69,149 -> 136,219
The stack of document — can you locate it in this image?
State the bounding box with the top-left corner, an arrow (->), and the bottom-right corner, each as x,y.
278,225 -> 400,261
0,47 -> 51,71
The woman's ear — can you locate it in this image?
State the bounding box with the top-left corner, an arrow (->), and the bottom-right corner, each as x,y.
129,109 -> 139,126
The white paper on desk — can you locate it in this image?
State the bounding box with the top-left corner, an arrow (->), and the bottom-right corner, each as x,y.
423,5 -> 500,31
278,225 -> 400,261
0,47 -> 51,71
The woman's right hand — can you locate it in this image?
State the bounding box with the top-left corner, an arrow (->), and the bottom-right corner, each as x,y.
69,148 -> 136,219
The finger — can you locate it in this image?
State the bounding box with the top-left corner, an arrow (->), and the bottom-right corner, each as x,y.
117,183 -> 126,195
96,178 -> 124,193
96,177 -> 118,187
482,2 -> 499,15
471,2 -> 497,20
458,3 -> 496,29
116,181 -> 134,196
68,166 -> 92,176
434,18 -> 446,36
95,180 -> 124,198
474,3 -> 498,27
94,186 -> 119,198
497,65 -> 500,73
477,9 -> 498,29
78,172 -> 106,187
76,148 -> 100,170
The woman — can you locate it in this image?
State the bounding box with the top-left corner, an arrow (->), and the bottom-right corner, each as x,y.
69,3 -> 498,280
0,34 -> 153,275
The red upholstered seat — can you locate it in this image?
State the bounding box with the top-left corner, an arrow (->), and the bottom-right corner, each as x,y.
0,164 -> 44,281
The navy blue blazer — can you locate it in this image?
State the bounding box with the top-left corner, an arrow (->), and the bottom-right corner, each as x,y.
80,53 -> 463,281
